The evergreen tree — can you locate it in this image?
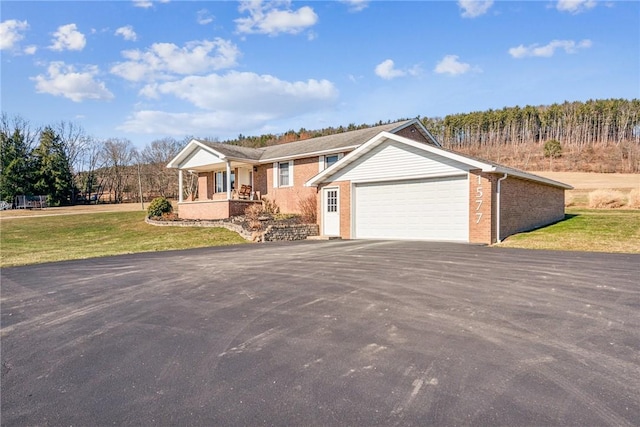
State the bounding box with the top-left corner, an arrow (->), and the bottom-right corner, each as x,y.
32,127 -> 75,206
0,115 -> 35,203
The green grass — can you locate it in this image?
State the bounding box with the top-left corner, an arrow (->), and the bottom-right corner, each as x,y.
498,208 -> 640,253
0,211 -> 247,267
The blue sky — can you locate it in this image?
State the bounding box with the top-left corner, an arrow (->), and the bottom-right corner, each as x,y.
2,0 -> 639,148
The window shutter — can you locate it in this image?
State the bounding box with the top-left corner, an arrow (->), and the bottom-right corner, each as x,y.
273,162 -> 278,188
318,155 -> 325,172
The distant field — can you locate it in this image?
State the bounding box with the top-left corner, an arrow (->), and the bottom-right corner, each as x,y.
530,171 -> 639,208
530,171 -> 639,190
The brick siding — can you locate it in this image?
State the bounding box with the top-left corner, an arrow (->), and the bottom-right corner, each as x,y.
499,176 -> 565,240
468,170 -> 496,244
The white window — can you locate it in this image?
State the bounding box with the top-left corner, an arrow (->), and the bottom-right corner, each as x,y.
326,189 -> 338,213
325,154 -> 340,169
319,153 -> 343,171
273,161 -> 294,188
215,171 -> 235,193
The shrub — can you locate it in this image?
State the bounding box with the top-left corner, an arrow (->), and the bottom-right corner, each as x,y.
628,188 -> 640,209
261,197 -> 280,215
147,196 -> 173,218
244,203 -> 264,230
298,194 -> 317,223
588,189 -> 626,209
543,140 -> 562,158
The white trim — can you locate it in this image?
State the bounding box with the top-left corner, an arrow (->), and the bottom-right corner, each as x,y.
322,186 -> 340,236
226,160 -> 232,200
178,169 -> 184,203
348,172 -> 468,186
305,131 -> 572,190
274,160 -> 294,188
318,155 -> 324,173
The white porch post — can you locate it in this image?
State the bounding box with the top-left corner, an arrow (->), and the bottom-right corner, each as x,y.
226,160 -> 232,200
178,169 -> 184,203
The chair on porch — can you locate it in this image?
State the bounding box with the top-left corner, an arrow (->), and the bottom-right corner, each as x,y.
238,185 -> 252,200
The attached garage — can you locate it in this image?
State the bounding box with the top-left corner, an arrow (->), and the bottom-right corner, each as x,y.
306,131 -> 572,244
353,176 -> 468,241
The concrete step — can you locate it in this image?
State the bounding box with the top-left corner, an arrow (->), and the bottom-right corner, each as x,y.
306,235 -> 342,240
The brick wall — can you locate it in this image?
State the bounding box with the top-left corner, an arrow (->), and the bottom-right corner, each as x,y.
499,177 -> 565,240
178,200 -> 230,220
394,123 -> 432,144
264,157 -> 319,214
468,170 -> 496,244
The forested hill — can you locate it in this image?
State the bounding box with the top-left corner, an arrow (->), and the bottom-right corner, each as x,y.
225,99 -> 640,173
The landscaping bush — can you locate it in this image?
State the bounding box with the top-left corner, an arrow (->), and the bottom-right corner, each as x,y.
588,189 -> 626,209
261,197 -> 280,215
147,196 -> 173,218
298,194 -> 317,223
628,188 -> 640,209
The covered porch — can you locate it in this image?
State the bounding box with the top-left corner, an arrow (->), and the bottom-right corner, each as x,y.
168,139 -> 263,220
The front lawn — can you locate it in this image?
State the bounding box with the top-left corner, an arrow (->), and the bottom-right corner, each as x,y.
0,211 -> 247,267
498,208 -> 640,253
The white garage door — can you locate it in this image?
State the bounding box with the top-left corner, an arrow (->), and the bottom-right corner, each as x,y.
354,175 -> 469,241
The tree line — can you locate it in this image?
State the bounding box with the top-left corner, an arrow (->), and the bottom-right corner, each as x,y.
0,113 -> 188,206
2,98 -> 638,205
226,99 -> 640,173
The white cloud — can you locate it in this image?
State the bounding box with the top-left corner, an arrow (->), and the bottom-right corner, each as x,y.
133,0 -> 170,8
508,39 -> 592,58
110,38 -> 240,82
375,59 -> 421,80
139,71 -> 337,111
197,9 -> 214,25
24,45 -> 37,55
434,55 -> 473,75
115,25 -> 137,41
49,23 -> 86,51
1,19 -> 29,51
341,0 -> 369,13
123,71 -> 338,135
375,59 -> 405,80
32,61 -> 114,102
235,0 -> 318,36
458,0 -> 494,18
556,0 -> 597,14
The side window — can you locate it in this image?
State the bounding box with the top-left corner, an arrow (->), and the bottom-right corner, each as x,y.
325,154 -> 339,169
279,161 -> 289,186
275,161 -> 293,187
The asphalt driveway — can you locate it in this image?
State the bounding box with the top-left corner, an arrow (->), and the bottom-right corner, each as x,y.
1,240 -> 639,426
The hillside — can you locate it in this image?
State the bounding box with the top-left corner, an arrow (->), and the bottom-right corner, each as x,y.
224,99 -> 640,174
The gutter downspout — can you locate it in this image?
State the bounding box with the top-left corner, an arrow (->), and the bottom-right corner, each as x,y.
496,173 -> 508,243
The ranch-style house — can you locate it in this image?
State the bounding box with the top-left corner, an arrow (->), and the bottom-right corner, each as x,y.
167,119 -> 572,244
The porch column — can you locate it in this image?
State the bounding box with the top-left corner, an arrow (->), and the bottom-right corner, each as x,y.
226,160 -> 232,200
178,169 -> 184,203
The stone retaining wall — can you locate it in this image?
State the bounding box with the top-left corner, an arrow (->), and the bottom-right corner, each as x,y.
262,224 -> 319,242
145,217 -> 319,242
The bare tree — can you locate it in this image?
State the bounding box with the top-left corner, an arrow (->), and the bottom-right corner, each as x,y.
140,137 -> 182,199
101,138 -> 135,203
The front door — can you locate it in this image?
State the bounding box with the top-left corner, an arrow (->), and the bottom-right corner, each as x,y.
322,187 -> 340,236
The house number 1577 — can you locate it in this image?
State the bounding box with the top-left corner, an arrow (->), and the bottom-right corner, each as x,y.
475,174 -> 483,224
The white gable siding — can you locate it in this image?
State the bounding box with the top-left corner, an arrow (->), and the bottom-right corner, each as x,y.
181,149 -> 224,170
330,141 -> 470,183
